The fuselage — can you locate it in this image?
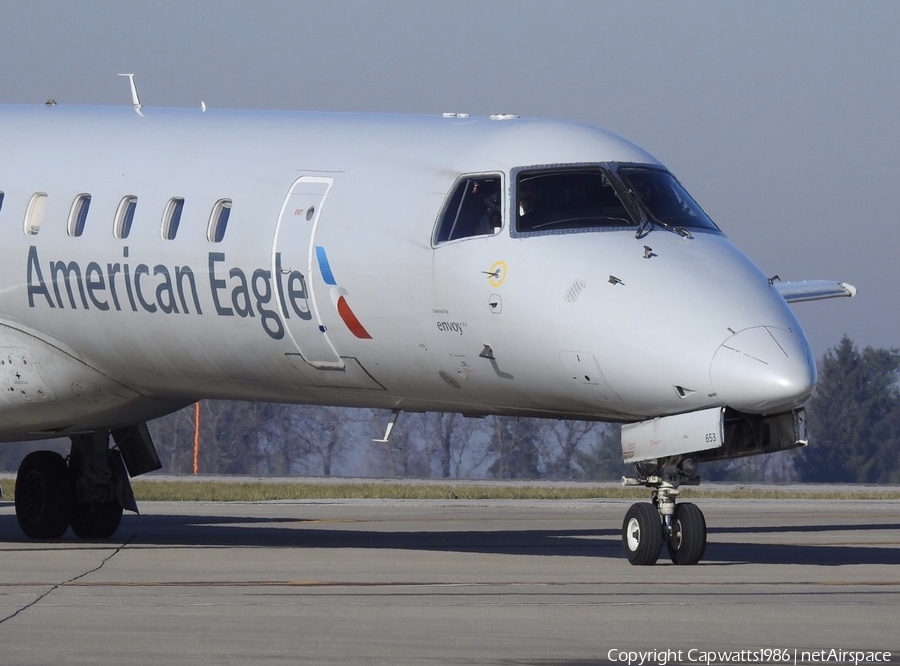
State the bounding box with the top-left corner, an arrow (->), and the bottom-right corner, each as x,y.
0,104 -> 815,440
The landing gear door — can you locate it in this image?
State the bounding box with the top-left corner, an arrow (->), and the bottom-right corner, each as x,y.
621,407 -> 725,463
273,176 -> 344,369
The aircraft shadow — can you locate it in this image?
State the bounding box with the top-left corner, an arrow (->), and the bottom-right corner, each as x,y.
1,506 -> 897,565
704,522 -> 900,565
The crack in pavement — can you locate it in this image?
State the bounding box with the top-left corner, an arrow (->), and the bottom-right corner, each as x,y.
0,535 -> 135,626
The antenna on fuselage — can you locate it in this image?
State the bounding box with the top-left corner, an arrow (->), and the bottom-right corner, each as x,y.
118,73 -> 143,116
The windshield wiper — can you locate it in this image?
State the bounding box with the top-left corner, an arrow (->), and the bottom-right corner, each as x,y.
628,189 -> 693,239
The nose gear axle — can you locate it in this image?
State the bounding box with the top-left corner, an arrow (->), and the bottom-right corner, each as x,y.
621,457 -> 707,565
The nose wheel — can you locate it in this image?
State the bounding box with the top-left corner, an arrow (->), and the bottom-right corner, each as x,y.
622,502 -> 662,565
665,501 -> 706,564
622,459 -> 707,565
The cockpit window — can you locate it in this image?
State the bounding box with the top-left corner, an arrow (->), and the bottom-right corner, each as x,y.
434,175 -> 502,244
513,164 -> 720,238
514,168 -> 637,234
617,166 -> 719,233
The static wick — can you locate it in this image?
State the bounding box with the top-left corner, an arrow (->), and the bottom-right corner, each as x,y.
118,73 -> 143,116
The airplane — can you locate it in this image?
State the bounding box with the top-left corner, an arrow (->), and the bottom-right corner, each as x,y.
0,98 -> 855,565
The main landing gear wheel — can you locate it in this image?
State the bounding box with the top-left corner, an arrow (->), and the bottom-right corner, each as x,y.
71,499 -> 124,539
622,502 -> 662,565
666,502 -> 707,565
14,451 -> 74,539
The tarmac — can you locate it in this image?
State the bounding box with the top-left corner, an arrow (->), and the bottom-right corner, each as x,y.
1,497 -> 899,665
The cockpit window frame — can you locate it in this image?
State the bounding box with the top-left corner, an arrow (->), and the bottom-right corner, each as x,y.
615,164 -> 721,236
432,172 -> 505,247
510,163 -> 722,239
511,164 -> 639,238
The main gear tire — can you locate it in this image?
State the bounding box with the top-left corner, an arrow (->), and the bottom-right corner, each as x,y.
71,499 -> 124,539
15,451 -> 74,539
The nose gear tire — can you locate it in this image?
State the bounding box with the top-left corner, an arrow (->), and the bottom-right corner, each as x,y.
666,502 -> 707,565
622,502 -> 662,565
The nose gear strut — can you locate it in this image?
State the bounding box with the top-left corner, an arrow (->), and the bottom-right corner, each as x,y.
621,457 -> 707,565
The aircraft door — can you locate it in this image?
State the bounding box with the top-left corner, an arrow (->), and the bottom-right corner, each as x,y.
273,176 -> 344,369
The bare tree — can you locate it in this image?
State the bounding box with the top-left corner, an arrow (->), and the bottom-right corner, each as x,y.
573,425 -> 626,480
539,420 -> 598,480
148,403 -> 196,474
368,411 -> 431,478
486,417 -> 541,479
423,412 -> 489,478
256,403 -> 312,475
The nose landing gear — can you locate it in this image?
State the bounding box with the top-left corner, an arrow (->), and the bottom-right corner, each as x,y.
622,459 -> 707,565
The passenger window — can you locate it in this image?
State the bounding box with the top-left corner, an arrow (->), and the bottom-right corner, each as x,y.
207,199 -> 231,242
67,194 -> 92,237
24,193 -> 48,236
162,197 -> 184,240
434,175 -> 502,244
115,196 -> 137,239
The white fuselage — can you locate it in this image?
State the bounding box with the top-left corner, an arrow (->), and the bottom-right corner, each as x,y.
0,105 -> 815,440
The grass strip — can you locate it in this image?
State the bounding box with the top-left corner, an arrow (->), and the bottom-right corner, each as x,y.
1,477 -> 898,502
129,480 -> 648,502
128,481 -> 900,502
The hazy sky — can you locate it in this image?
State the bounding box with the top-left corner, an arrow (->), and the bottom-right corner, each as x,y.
2,0 -> 896,357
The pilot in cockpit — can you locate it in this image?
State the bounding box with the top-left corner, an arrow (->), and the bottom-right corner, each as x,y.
468,179 -> 501,236
516,177 -> 547,231
517,178 -> 541,218
482,190 -> 501,231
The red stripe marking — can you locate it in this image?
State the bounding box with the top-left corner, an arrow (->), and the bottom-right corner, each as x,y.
337,296 -> 372,339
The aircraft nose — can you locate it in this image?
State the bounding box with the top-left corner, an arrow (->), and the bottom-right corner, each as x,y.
709,326 -> 816,413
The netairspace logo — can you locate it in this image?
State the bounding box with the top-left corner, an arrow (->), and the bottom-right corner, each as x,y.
606,648 -> 892,666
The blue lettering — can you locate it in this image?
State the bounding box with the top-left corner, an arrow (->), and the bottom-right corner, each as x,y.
252,268 -> 284,339
122,247 -> 138,312
209,252 -> 234,316
175,266 -> 202,314
85,261 -> 109,311
24,247 -> 303,342
26,246 -> 54,308
133,264 -> 157,313
50,260 -> 89,310
229,267 -> 253,318
154,265 -> 178,314
287,271 -> 312,320
106,262 -> 123,311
